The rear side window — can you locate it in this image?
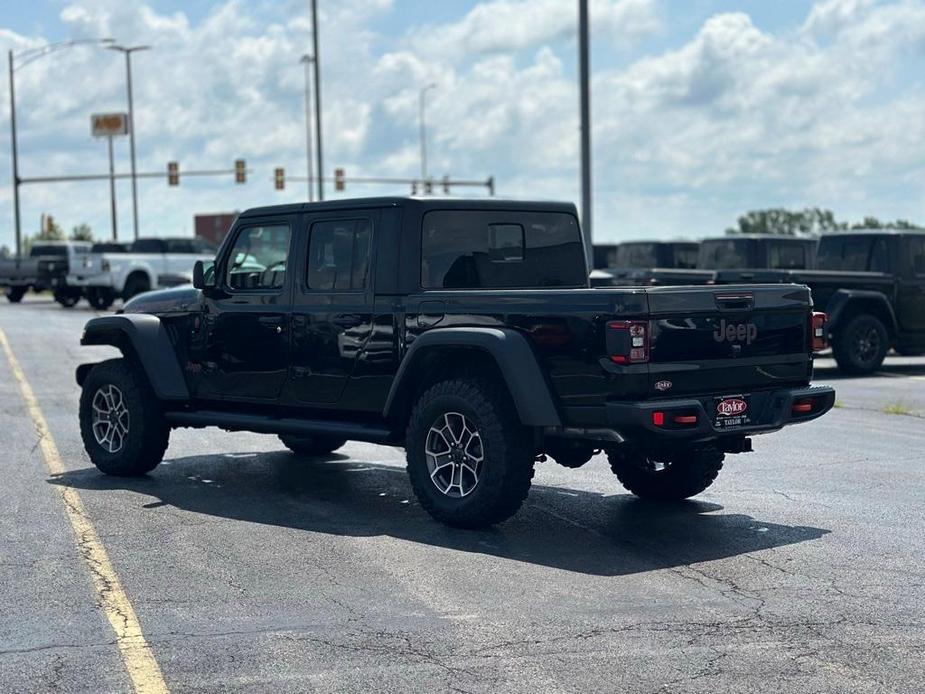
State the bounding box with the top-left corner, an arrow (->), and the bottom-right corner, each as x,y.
768,242 -> 807,269
908,237 -> 925,275
817,236 -> 882,271
672,245 -> 699,269
306,219 -> 372,291
615,243 -> 658,268
421,210 -> 584,289
698,240 -> 751,269
225,224 -> 291,290
131,239 -> 166,253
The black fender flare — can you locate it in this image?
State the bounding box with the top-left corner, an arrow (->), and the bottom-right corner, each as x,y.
383,327 -> 561,427
77,314 -> 189,400
824,289 -> 897,335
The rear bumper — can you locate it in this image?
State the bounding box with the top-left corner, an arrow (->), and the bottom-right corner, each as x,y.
606,385 -> 835,440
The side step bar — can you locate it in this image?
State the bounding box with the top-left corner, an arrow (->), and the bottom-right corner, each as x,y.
165,411 -> 394,444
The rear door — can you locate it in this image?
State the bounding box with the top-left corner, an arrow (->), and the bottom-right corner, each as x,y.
287,211 -> 377,405
646,285 -> 812,397
897,235 -> 925,332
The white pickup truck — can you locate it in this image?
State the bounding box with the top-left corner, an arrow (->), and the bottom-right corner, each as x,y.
68,237 -> 217,309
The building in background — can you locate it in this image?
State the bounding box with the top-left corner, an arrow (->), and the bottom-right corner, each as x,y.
194,212 -> 238,247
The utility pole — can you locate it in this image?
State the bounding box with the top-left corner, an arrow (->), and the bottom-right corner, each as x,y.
108,45 -> 151,240
8,51 -> 22,257
578,0 -> 593,268
300,54 -> 315,202
419,83 -> 437,184
311,0 -> 324,201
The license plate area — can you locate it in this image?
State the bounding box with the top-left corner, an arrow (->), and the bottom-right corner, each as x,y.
713,394 -> 752,430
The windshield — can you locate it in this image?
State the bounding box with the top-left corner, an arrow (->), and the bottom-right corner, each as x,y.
29,245 -> 67,258
698,239 -> 751,269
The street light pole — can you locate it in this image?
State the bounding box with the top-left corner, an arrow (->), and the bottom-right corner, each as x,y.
419,83 -> 436,184
108,45 -> 151,240
300,54 -> 315,202
7,38 -> 113,257
578,0 -> 593,269
310,0 -> 324,201
107,135 -> 118,240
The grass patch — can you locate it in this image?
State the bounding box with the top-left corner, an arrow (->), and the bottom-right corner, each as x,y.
833,400 -> 844,409
883,402 -> 914,416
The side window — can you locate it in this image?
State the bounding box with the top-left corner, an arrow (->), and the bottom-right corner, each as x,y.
908,237 -> 925,276
869,238 -> 889,273
769,242 -> 806,269
131,239 -> 165,254
166,239 -> 194,254
225,224 -> 291,291
306,219 -> 372,291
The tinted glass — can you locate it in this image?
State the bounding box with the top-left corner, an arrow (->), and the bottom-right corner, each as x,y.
615,243 -> 659,268
165,239 -> 195,254
422,210 -> 584,289
307,219 -> 372,291
698,239 -> 751,269
226,225 -> 291,290
768,242 -> 807,269
673,245 -> 699,269
592,244 -> 619,269
193,239 -> 217,254
29,245 -> 67,257
91,243 -> 128,253
818,236 -> 877,271
869,238 -> 889,273
907,237 -> 925,275
131,239 -> 166,253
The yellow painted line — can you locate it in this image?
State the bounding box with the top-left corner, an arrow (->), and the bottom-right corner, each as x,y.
0,328 -> 169,694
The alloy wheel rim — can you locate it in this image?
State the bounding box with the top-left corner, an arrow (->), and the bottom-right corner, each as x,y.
91,384 -> 130,453
854,326 -> 880,363
425,412 -> 484,498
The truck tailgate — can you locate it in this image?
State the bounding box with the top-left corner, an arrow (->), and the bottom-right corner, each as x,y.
644,284 -> 812,396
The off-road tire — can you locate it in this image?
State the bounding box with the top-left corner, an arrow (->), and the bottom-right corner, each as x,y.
123,274 -> 151,301
87,287 -> 115,311
544,439 -> 596,469
279,434 -> 346,457
79,358 -> 169,476
406,378 -> 534,528
6,287 -> 26,303
607,445 -> 724,501
832,314 -> 889,375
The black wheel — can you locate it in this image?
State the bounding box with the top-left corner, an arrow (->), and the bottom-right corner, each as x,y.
406,378 -> 535,528
6,287 -> 26,303
86,287 -> 115,310
123,274 -> 151,301
279,434 -> 346,457
54,289 -> 80,308
79,359 -> 169,476
544,439 -> 596,469
833,314 -> 889,375
607,445 -> 724,501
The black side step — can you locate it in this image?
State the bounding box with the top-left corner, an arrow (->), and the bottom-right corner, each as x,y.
165,411 -> 395,444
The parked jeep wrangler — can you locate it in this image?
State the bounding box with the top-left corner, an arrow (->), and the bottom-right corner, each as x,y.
77,197 -> 835,528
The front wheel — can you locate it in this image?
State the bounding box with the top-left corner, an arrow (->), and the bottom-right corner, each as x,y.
279,434 -> 346,457
406,378 -> 535,528
607,445 -> 724,501
53,289 -> 80,308
86,287 -> 115,311
6,286 -> 26,303
832,314 -> 889,375
79,359 -> 169,476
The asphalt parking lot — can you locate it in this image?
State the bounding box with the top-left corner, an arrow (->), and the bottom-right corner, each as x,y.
1,296 -> 923,693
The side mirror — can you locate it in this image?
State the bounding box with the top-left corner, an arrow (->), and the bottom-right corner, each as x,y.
193,260 -> 216,290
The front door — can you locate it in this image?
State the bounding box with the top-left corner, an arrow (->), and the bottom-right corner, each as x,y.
287,213 -> 376,405
192,218 -> 294,402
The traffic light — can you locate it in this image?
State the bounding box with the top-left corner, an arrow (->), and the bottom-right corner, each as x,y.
167,161 -> 179,186
274,167 -> 285,190
235,159 -> 246,184
334,167 -> 345,191
442,175 -> 450,194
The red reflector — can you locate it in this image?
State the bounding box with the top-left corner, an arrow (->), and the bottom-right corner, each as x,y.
792,400 -> 813,413
673,415 -> 698,425
652,411 -> 665,426
610,355 -> 628,364
811,312 -> 827,351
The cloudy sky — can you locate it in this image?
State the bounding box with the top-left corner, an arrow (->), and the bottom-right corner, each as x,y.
1,0 -> 923,250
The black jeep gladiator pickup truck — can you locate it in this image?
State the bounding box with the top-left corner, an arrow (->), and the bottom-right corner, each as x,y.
76,197 -> 835,528
713,230 -> 925,374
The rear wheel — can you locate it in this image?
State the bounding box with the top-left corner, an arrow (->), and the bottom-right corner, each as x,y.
78,359 -> 169,476
833,314 -> 889,375
123,273 -> 151,301
607,445 -> 724,501
5,287 -> 26,303
86,287 -> 115,310
406,378 -> 534,528
544,439 -> 596,469
53,288 -> 80,308
279,434 -> 346,457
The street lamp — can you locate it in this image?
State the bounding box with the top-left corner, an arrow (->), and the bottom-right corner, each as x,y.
300,54 -> 315,202
108,44 -> 151,241
419,82 -> 437,184
7,38 -> 114,256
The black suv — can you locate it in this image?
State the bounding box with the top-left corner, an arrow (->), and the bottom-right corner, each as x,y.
77,198 -> 834,528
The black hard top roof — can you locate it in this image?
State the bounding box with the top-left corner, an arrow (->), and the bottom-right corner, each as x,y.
820,228 -> 925,237
701,235 -> 818,243
238,196 -> 578,218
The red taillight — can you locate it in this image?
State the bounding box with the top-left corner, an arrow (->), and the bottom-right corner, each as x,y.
811,312 -> 827,351
652,411 -> 665,426
792,399 -> 813,414
607,320 -> 649,364
673,415 -> 698,425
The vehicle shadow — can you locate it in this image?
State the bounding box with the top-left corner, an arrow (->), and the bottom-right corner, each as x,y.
814,359 -> 925,380
49,452 -> 830,576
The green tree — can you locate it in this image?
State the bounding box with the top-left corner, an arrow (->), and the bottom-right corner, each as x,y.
725,208 -> 845,236
70,223 -> 94,241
